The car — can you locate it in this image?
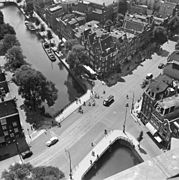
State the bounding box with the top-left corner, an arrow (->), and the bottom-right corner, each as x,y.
146,73 -> 153,80
103,95 -> 114,106
21,150 -> 33,159
46,137 -> 58,147
158,63 -> 165,69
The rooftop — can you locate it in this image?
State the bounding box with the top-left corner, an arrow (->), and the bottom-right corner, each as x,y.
147,74 -> 173,94
0,99 -> 18,119
167,51 -> 179,63
124,19 -> 145,33
157,94 -> 179,109
81,0 -> 117,6
48,4 -> 62,13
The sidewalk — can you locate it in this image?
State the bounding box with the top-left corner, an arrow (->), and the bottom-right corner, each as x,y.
70,130 -> 147,180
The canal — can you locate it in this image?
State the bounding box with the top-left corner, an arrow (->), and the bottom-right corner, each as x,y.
82,139 -> 143,180
1,5 -> 84,116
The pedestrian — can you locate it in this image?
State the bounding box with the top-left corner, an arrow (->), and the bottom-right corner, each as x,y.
104,129 -> 107,135
83,101 -> 86,106
58,122 -> 61,127
31,126 -> 33,131
126,95 -> 129,99
92,151 -> 95,156
79,98 -> 81,104
90,160 -> 92,165
44,129 -> 47,135
91,142 -> 94,147
103,90 -> 105,94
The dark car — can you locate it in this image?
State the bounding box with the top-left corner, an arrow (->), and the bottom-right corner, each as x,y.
103,95 -> 114,106
158,63 -> 165,69
21,150 -> 33,159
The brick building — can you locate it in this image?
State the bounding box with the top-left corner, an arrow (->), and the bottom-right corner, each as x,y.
148,93 -> 179,144
0,100 -> 23,147
72,0 -> 118,24
56,12 -> 86,40
45,4 -> 64,30
140,74 -> 173,124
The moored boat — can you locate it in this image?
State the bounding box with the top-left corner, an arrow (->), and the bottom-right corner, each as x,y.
42,41 -> 56,62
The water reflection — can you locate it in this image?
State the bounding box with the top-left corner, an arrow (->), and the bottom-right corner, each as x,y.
1,5 -> 84,117
82,139 -> 143,180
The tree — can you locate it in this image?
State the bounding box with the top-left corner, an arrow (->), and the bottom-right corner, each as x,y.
25,1 -> 34,16
0,23 -> 15,40
152,26 -> 168,45
4,46 -> 27,72
118,0 -> 128,15
64,39 -> 79,51
47,30 -> 53,42
1,162 -> 33,180
13,65 -> 58,111
104,19 -> 113,32
1,34 -> 20,54
167,15 -> 179,35
0,10 -> 4,25
116,13 -> 124,27
34,17 -> 40,27
40,24 -> 45,32
1,162 -> 64,180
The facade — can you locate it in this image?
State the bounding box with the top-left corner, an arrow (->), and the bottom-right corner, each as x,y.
164,51 -> 179,80
56,12 -> 86,40
0,99 -> 23,147
148,94 -> 179,143
140,74 -> 173,124
72,0 -> 118,23
45,4 -> 64,30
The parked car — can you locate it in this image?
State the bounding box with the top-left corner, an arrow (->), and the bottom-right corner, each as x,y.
146,73 -> 153,80
21,150 -> 33,159
46,137 -> 58,147
103,95 -> 114,106
158,63 -> 165,69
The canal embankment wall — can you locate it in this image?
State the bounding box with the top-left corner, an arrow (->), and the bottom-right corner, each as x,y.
71,130 -> 142,180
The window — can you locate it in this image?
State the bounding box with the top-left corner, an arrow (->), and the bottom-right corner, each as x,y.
14,128 -> 19,133
0,118 -> 7,125
12,122 -> 17,127
164,108 -> 169,115
2,125 -> 7,130
4,131 -> 8,136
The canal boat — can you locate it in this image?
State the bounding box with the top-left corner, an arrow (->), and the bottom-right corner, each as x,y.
25,22 -> 36,31
42,41 -> 56,62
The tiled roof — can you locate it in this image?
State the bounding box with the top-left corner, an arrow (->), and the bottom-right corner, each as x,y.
147,74 -> 173,94
0,99 -> 18,118
124,19 -> 144,33
167,51 -> 179,62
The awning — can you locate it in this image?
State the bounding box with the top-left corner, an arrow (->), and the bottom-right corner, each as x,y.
146,122 -> 157,135
154,136 -> 162,143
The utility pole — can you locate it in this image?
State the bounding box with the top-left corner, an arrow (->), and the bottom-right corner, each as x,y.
123,103 -> 129,134
65,149 -> 73,180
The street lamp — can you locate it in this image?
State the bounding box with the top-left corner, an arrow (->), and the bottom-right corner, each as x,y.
123,103 -> 129,134
65,149 -> 73,180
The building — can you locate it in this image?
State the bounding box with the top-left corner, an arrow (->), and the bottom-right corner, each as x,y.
56,12 -> 86,40
164,51 -> 179,80
147,93 -> 179,144
72,0 -> 118,24
0,99 -> 23,147
45,4 -> 64,30
33,0 -> 53,18
159,0 -> 176,18
140,74 -> 173,124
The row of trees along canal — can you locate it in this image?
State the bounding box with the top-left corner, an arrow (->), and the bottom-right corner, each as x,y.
0,10 -> 58,128
0,10 -> 65,180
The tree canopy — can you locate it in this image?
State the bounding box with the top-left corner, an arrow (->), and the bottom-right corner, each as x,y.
1,34 -> 20,54
13,65 -> 58,111
152,26 -> 168,45
0,23 -> 15,40
4,46 -> 27,72
1,162 -> 64,180
167,15 -> 179,35
0,10 -> 4,25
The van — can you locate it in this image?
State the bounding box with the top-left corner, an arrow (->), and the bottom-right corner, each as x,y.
103,95 -> 114,106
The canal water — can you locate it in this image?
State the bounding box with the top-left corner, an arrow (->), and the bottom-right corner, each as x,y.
1,5 -> 84,116
83,139 -> 143,180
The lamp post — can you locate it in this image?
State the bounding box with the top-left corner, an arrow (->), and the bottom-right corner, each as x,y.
65,149 -> 73,180
123,103 -> 129,134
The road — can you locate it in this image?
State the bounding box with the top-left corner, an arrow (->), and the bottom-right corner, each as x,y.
0,41 -> 176,177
